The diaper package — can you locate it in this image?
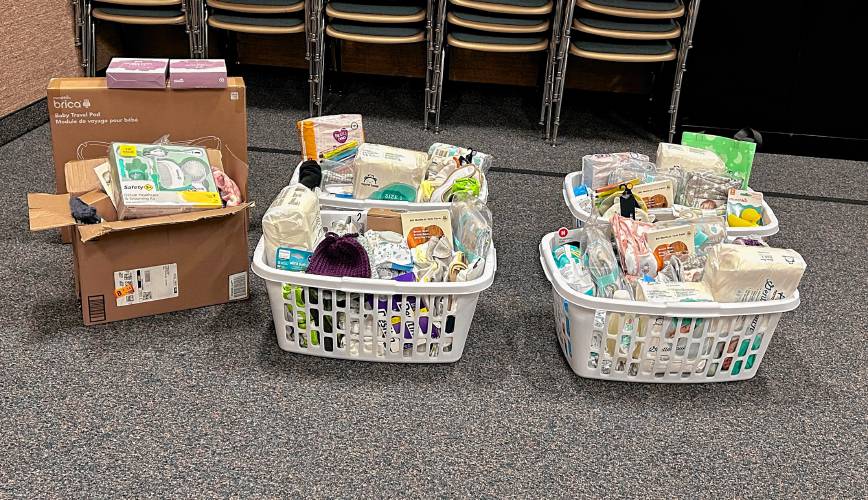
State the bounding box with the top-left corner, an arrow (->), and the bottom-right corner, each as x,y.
352,143 -> 428,201
581,152 -> 652,189
262,184 -> 326,271
297,114 -> 365,162
702,244 -> 806,302
108,142 -> 222,219
656,143 -> 726,174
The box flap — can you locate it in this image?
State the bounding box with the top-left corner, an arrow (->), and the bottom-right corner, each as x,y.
28,193 -> 75,230
77,202 -> 250,242
65,158 -> 105,195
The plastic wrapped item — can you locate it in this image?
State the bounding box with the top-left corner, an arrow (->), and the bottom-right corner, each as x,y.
581,152 -> 651,189
553,243 -> 595,295
609,165 -> 688,204
422,145 -> 488,203
427,143 -> 492,175
352,143 -> 428,201
581,225 -> 632,298
656,143 -> 726,174
297,114 -> 364,161
610,214 -> 657,278
262,184 -> 325,270
702,244 -> 806,302
681,132 -> 757,188
682,171 -> 742,210
654,211 -> 726,257
450,197 -> 492,262
320,158 -> 355,198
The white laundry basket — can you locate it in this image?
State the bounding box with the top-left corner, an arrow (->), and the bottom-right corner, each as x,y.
252,210 -> 497,363
539,232 -> 800,383
562,171 -> 780,238
290,161 -> 489,210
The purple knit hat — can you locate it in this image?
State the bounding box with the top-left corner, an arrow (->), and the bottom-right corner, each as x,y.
307,232 -> 371,278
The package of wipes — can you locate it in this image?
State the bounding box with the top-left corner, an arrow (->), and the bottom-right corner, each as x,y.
702,244 -> 806,302
352,143 -> 428,201
297,114 -> 365,162
262,184 -> 325,271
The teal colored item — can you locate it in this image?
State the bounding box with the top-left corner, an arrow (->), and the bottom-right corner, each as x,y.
369,183 -> 417,202
681,132 -> 757,188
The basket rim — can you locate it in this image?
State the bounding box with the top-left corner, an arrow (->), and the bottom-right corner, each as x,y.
562,170 -> 780,238
252,236 -> 497,295
539,231 -> 800,317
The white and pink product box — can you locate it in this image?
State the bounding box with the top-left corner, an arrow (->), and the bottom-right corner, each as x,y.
106,58 -> 169,89
169,59 -> 228,89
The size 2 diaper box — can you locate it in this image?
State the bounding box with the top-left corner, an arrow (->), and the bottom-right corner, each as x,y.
27,149 -> 251,326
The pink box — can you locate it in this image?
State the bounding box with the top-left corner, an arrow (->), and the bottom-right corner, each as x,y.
105,58 -> 168,89
169,59 -> 228,89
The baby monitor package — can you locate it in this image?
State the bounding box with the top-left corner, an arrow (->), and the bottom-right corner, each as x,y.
352,143 -> 428,201
108,143 -> 222,219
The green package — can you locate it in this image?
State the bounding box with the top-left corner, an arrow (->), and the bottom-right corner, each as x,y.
681,132 -> 757,188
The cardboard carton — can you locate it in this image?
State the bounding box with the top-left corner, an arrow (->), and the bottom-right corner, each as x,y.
47,77 -> 247,240
28,149 -> 250,326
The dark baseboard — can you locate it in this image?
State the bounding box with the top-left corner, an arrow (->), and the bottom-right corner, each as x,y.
0,99 -> 48,146
680,124 -> 868,162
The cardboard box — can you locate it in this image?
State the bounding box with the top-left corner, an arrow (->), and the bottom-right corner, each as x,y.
106,58 -> 169,89
366,208 -> 402,234
47,77 -> 247,240
28,149 -> 250,326
169,59 -> 228,89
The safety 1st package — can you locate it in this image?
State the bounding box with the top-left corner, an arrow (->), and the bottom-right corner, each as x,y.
352,143 -> 428,201
108,142 -> 223,219
701,244 -> 806,302
262,184 -> 326,271
297,114 -> 364,162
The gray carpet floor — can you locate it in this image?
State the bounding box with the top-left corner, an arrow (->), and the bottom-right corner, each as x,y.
2,71 -> 866,498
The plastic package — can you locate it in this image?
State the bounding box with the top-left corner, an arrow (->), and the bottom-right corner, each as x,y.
553,243 -> 595,295
262,184 -> 325,270
450,197 -> 493,262
352,143 -> 428,201
297,114 -> 364,161
581,152 -> 651,189
610,215 -> 657,278
702,244 -> 807,302
681,132 -> 757,188
682,171 -> 742,210
581,225 -> 632,298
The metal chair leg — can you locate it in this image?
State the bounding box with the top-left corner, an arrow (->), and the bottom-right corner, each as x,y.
548,0 -> 576,145
433,46 -> 446,133
668,0 -> 702,142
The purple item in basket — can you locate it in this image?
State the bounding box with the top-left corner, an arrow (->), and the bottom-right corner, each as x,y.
106,58 -> 168,89
169,59 -> 228,89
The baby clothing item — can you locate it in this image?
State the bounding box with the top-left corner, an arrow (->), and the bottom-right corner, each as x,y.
362,230 -> 413,280
413,235 -> 454,282
611,214 -> 657,278
307,232 -> 372,278
210,166 -> 242,207
69,196 -> 100,224
297,159 -> 323,190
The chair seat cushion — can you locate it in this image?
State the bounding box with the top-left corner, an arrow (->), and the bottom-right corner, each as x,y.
570,37 -> 676,61
326,1 -> 426,23
449,0 -> 553,16
577,0 -> 684,18
93,6 -> 184,18
574,15 -> 680,39
450,8 -> 548,27
326,21 -> 425,43
206,0 -> 304,14
209,12 -> 304,28
448,30 -> 548,52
